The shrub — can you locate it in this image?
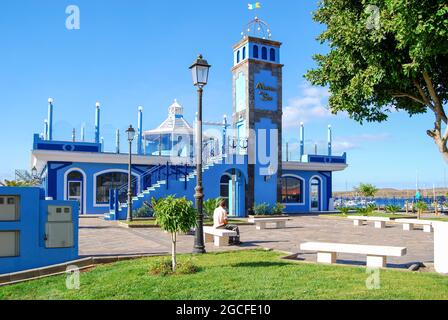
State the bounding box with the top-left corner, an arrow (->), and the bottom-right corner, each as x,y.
415,201 -> 429,219
149,258 -> 199,276
272,203 -> 286,215
203,198 -> 222,218
253,203 -> 271,216
385,205 -> 401,214
339,207 -> 351,215
133,203 -> 153,218
356,204 -> 375,215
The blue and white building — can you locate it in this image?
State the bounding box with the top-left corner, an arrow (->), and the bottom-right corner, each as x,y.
30,18 -> 348,219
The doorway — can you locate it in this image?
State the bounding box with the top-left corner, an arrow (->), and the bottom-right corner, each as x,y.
66,171 -> 84,215
310,177 -> 321,212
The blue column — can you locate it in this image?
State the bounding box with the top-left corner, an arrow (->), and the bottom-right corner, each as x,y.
222,115 -> 228,155
47,98 -> 54,141
95,102 -> 101,144
328,125 -> 332,157
81,124 -> 85,142
44,120 -> 48,140
116,129 -> 120,154
137,106 -> 143,155
299,122 -> 305,161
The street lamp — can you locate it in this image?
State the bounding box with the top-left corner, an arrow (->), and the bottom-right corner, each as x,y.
31,167 -> 37,178
190,54 -> 211,254
126,125 -> 136,222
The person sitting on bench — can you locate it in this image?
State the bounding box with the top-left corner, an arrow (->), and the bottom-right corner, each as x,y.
213,199 -> 241,245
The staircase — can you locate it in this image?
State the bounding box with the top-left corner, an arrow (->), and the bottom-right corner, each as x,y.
104,155 -> 227,221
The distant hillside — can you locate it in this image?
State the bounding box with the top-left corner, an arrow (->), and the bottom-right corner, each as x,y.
334,188 -> 448,199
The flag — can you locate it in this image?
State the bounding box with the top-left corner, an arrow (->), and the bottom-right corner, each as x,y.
248,2 -> 261,10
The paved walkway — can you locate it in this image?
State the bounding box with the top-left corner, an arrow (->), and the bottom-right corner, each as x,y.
79,215 -> 434,268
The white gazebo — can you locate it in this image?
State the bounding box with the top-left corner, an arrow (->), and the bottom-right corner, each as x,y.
143,100 -> 194,157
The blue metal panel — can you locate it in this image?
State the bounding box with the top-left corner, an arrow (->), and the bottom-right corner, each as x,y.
0,187 -> 78,275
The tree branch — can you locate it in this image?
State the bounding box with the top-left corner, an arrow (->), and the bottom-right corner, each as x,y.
392,92 -> 426,105
422,71 -> 447,124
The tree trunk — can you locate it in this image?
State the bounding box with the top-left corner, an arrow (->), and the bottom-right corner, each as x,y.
171,233 -> 177,273
432,136 -> 448,163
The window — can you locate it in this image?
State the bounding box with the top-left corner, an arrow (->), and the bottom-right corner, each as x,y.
236,50 -> 240,64
96,172 -> 137,204
282,177 -> 304,203
0,196 -> 20,221
68,171 -> 83,180
253,45 -> 259,58
242,47 -> 246,60
0,231 -> 19,257
270,48 -> 276,61
261,47 -> 268,60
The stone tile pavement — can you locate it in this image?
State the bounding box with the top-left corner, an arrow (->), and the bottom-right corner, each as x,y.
79,215 -> 434,268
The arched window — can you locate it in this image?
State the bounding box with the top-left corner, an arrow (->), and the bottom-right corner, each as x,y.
282,176 -> 304,203
68,171 -> 83,180
253,45 -> 259,58
96,172 -> 137,204
270,48 -> 276,61
236,50 -> 240,64
261,47 -> 268,60
242,47 -> 246,60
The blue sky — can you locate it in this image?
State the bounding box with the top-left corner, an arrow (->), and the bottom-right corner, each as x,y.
0,0 -> 446,191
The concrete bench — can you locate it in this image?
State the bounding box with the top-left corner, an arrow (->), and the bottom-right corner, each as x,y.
247,217 -> 292,230
348,216 -> 390,229
203,226 -> 237,247
300,242 -> 407,268
395,219 -> 434,233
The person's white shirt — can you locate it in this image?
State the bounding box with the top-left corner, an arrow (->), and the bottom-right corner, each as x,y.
213,206 -> 227,229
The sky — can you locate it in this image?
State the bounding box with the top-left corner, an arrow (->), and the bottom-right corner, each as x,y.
0,0 -> 446,191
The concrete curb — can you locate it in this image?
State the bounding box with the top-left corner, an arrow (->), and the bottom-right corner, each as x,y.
0,253 -> 167,287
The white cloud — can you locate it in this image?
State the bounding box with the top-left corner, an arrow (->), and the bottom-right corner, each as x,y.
332,133 -> 391,153
283,83 -> 337,129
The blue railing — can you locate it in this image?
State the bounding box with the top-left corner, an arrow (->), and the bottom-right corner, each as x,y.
114,162 -> 195,206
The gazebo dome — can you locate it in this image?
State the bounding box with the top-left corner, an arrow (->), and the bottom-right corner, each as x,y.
143,99 -> 193,136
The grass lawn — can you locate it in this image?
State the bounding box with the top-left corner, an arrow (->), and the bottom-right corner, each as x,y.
426,217 -> 448,222
324,213 -> 414,219
125,218 -> 249,227
1,250 -> 448,300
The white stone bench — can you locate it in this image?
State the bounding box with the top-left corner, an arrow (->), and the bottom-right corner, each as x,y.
395,219 -> 434,233
348,216 -> 390,229
203,226 -> 237,247
300,242 -> 407,268
247,217 -> 292,230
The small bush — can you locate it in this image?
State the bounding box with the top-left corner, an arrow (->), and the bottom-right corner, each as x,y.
253,203 -> 271,215
339,207 -> 351,215
149,258 -> 172,276
203,198 -> 223,218
385,205 -> 401,214
356,204 -> 375,215
133,203 -> 153,218
149,258 -> 199,276
272,203 -> 286,215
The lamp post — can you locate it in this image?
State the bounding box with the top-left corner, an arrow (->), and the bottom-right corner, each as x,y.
189,54 -> 211,254
126,125 -> 136,222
